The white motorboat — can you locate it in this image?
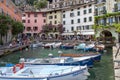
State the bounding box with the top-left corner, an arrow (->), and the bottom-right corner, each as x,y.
0,65 -> 90,80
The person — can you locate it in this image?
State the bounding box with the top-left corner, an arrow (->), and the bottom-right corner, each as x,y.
9,43 -> 12,48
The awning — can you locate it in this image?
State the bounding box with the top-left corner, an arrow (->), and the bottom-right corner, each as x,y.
61,32 -> 74,35
77,32 -> 95,35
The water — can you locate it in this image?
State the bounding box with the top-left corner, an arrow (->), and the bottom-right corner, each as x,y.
0,47 -> 114,80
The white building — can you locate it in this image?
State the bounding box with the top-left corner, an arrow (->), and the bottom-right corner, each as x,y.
62,2 -> 95,38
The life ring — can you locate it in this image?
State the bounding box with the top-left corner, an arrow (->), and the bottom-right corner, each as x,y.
13,63 -> 24,73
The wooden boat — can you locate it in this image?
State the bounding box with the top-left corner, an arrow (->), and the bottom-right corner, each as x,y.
0,65 -> 90,80
60,53 -> 101,62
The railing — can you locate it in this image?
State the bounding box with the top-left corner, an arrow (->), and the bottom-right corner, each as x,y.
49,66 -> 82,77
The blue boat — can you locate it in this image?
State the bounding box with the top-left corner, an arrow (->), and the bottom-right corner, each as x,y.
20,56 -> 94,67
60,53 -> 102,62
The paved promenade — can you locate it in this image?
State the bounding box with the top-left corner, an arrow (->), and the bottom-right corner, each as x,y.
113,45 -> 120,80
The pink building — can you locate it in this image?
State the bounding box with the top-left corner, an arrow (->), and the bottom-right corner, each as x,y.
22,12 -> 46,37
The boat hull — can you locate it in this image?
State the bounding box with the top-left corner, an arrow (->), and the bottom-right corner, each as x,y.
0,67 -> 88,80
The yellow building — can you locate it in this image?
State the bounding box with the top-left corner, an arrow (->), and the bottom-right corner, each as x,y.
46,10 -> 62,25
44,10 -> 62,39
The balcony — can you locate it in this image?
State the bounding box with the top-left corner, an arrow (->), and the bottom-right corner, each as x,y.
95,0 -> 106,5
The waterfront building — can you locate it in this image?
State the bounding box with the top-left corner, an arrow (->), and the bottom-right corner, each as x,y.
95,0 -> 120,42
0,0 -> 22,43
22,12 -> 46,37
47,0 -> 95,39
45,10 -> 62,38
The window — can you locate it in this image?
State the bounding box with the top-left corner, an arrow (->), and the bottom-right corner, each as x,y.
43,19 -> 46,23
28,14 -> 30,17
42,13 -> 46,17
63,21 -> 66,25
84,6 -> 86,8
71,20 -> 74,24
33,26 -> 38,31
34,19 -> 37,23
63,14 -> 65,18
27,27 -> 31,31
78,19 -> 80,23
71,27 -> 74,31
71,9 -> 74,11
28,20 -> 30,23
89,8 -> 92,13
23,14 -> 26,17
70,13 -> 74,17
54,21 -> 57,24
49,16 -> 53,19
34,13 -> 38,17
50,21 -> 52,24
86,25 -> 89,30
63,11 -> 65,13
83,10 -> 87,14
54,15 -> 57,18
84,18 -> 87,22
77,11 -> 80,16
89,17 -> 92,22
22,20 -> 26,23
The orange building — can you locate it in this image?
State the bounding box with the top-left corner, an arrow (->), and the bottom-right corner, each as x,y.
0,0 -> 22,44
0,0 -> 22,21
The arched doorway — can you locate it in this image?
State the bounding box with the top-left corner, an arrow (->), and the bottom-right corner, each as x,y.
99,30 -> 113,43
40,33 -> 47,40
100,30 -> 112,37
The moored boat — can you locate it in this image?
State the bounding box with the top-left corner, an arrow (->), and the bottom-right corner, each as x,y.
0,65 -> 90,80
19,56 -> 94,67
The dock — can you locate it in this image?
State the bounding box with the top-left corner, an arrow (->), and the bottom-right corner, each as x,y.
113,45 -> 120,80
0,44 -> 29,56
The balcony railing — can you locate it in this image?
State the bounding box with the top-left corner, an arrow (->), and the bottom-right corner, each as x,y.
95,0 -> 106,4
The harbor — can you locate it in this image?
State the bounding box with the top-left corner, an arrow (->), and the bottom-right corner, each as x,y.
0,45 -> 114,80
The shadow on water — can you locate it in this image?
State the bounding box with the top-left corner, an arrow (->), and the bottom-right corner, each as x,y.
0,47 -> 114,80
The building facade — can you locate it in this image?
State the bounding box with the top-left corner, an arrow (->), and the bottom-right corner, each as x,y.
0,0 -> 22,21
22,12 -> 46,37
95,0 -> 120,42
0,0 -> 22,43
47,0 -> 95,39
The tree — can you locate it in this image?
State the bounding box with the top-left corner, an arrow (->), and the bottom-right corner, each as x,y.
34,0 -> 48,10
11,21 -> 24,36
0,14 -> 12,45
112,23 -> 120,33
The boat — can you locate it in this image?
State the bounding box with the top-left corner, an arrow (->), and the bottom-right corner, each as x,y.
60,43 -> 74,49
19,56 -> 94,67
30,41 -> 43,48
60,53 -> 102,62
0,65 -> 90,80
75,43 -> 95,51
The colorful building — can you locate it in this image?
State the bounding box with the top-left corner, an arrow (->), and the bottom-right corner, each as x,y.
0,0 -> 22,21
0,0 -> 22,43
22,12 -> 46,37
